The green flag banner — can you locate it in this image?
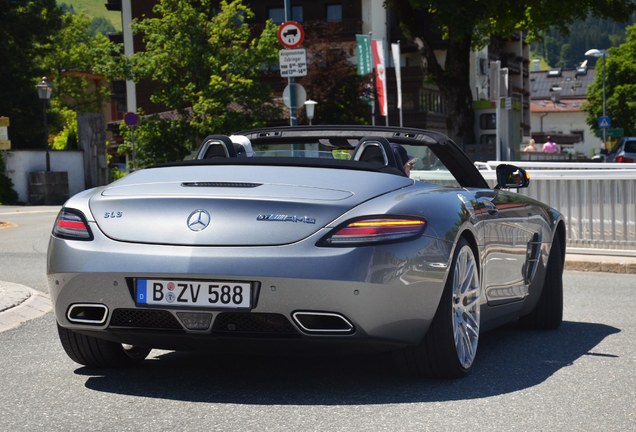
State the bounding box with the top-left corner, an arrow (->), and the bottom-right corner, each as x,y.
356,34 -> 372,76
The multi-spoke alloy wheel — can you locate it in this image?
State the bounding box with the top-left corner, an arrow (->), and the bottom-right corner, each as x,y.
451,244 -> 480,369
394,237 -> 481,378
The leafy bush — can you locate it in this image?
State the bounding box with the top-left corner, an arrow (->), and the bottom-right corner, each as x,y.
0,152 -> 19,204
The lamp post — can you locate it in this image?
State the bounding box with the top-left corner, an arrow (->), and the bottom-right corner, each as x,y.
304,99 -> 317,125
585,49 -> 607,149
36,77 -> 53,172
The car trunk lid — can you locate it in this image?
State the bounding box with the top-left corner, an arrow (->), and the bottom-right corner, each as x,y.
89,165 -> 411,246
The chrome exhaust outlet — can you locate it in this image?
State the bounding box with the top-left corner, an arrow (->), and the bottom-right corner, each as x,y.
67,304 -> 108,325
292,311 -> 355,334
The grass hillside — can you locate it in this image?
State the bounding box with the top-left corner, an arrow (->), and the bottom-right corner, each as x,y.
59,0 -> 122,30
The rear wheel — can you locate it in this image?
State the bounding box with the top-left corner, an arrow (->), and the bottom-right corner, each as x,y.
396,238 -> 481,378
57,324 -> 151,367
519,239 -> 563,329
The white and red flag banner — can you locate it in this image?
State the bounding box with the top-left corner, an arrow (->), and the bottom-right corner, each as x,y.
391,42 -> 402,110
371,39 -> 387,117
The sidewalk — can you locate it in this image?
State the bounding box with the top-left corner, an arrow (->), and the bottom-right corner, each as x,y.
565,249 -> 636,273
0,281 -> 51,333
0,252 -> 635,333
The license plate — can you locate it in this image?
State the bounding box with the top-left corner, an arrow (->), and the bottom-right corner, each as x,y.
136,279 -> 252,309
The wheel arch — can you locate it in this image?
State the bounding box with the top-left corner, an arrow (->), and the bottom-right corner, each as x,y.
554,220 -> 566,266
458,229 -> 480,276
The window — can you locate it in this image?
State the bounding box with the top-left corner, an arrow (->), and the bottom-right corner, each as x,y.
480,134 -> 496,145
420,89 -> 445,114
479,113 -> 496,130
268,6 -> 303,23
571,130 -> 584,143
326,4 -> 343,22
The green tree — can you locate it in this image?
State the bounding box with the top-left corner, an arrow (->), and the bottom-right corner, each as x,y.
0,0 -> 63,149
89,16 -> 116,36
130,0 -> 280,141
386,0 -> 636,144
117,114 -> 196,168
38,11 -> 124,150
585,24 -> 636,137
43,12 -> 123,114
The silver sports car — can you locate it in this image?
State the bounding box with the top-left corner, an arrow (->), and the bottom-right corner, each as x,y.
48,126 -> 565,378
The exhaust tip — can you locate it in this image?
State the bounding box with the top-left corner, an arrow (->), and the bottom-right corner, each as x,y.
67,303 -> 108,325
292,311 -> 355,334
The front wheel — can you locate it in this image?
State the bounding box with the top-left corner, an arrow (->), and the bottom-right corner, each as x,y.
395,238 -> 481,378
57,324 -> 151,367
519,239 -> 563,329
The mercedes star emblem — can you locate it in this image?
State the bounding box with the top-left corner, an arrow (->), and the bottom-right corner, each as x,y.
187,209 -> 211,231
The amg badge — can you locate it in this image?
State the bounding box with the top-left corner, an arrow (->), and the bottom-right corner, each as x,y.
257,214 -> 316,224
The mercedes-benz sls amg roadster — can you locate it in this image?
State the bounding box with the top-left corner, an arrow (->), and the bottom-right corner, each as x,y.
48,126 -> 565,378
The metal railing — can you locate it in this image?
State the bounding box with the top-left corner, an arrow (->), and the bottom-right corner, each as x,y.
477,161 -> 636,252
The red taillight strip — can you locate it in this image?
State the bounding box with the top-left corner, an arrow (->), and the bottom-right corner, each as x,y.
57,220 -> 87,231
53,209 -> 93,241
321,217 -> 426,246
336,220 -> 424,236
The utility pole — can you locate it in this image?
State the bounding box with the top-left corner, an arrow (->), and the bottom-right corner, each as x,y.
284,0 -> 297,126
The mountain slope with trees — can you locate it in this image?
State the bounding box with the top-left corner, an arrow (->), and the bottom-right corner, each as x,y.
59,0 -> 120,31
532,14 -> 636,69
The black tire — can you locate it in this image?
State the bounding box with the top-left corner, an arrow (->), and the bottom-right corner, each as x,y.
519,239 -> 564,329
395,238 -> 481,378
57,324 -> 151,367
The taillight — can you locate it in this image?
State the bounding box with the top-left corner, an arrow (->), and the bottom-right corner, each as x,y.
319,216 -> 426,246
52,208 -> 93,241
616,155 -> 634,163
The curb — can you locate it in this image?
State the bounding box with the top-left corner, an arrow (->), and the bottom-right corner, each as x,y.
0,283 -> 52,333
564,254 -> 636,274
0,282 -> 32,313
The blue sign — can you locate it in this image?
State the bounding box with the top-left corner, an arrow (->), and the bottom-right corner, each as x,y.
598,116 -> 611,129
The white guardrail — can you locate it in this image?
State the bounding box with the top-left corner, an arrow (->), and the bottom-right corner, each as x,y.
476,161 -> 636,253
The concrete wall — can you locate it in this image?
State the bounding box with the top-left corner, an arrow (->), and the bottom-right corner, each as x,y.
4,150 -> 86,204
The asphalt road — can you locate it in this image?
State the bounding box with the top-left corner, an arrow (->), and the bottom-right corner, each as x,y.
1,206 -> 635,431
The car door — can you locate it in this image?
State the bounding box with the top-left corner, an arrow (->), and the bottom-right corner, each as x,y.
470,189 -> 539,306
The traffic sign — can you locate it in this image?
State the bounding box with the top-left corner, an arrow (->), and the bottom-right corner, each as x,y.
596,128 -> 623,138
282,83 -> 307,108
598,116 -> 611,129
279,49 -> 307,78
277,21 -> 304,49
124,112 -> 139,127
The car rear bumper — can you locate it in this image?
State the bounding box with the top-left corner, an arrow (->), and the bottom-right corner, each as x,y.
49,271 -> 446,348
48,234 -> 451,348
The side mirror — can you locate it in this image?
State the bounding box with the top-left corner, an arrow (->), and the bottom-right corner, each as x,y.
496,164 -> 530,189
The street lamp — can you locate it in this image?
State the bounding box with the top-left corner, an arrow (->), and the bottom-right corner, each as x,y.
585,49 -> 607,149
36,76 -> 53,171
304,99 -> 317,125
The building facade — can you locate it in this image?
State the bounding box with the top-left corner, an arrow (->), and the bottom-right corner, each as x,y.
530,66 -> 601,158
105,0 -> 532,161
